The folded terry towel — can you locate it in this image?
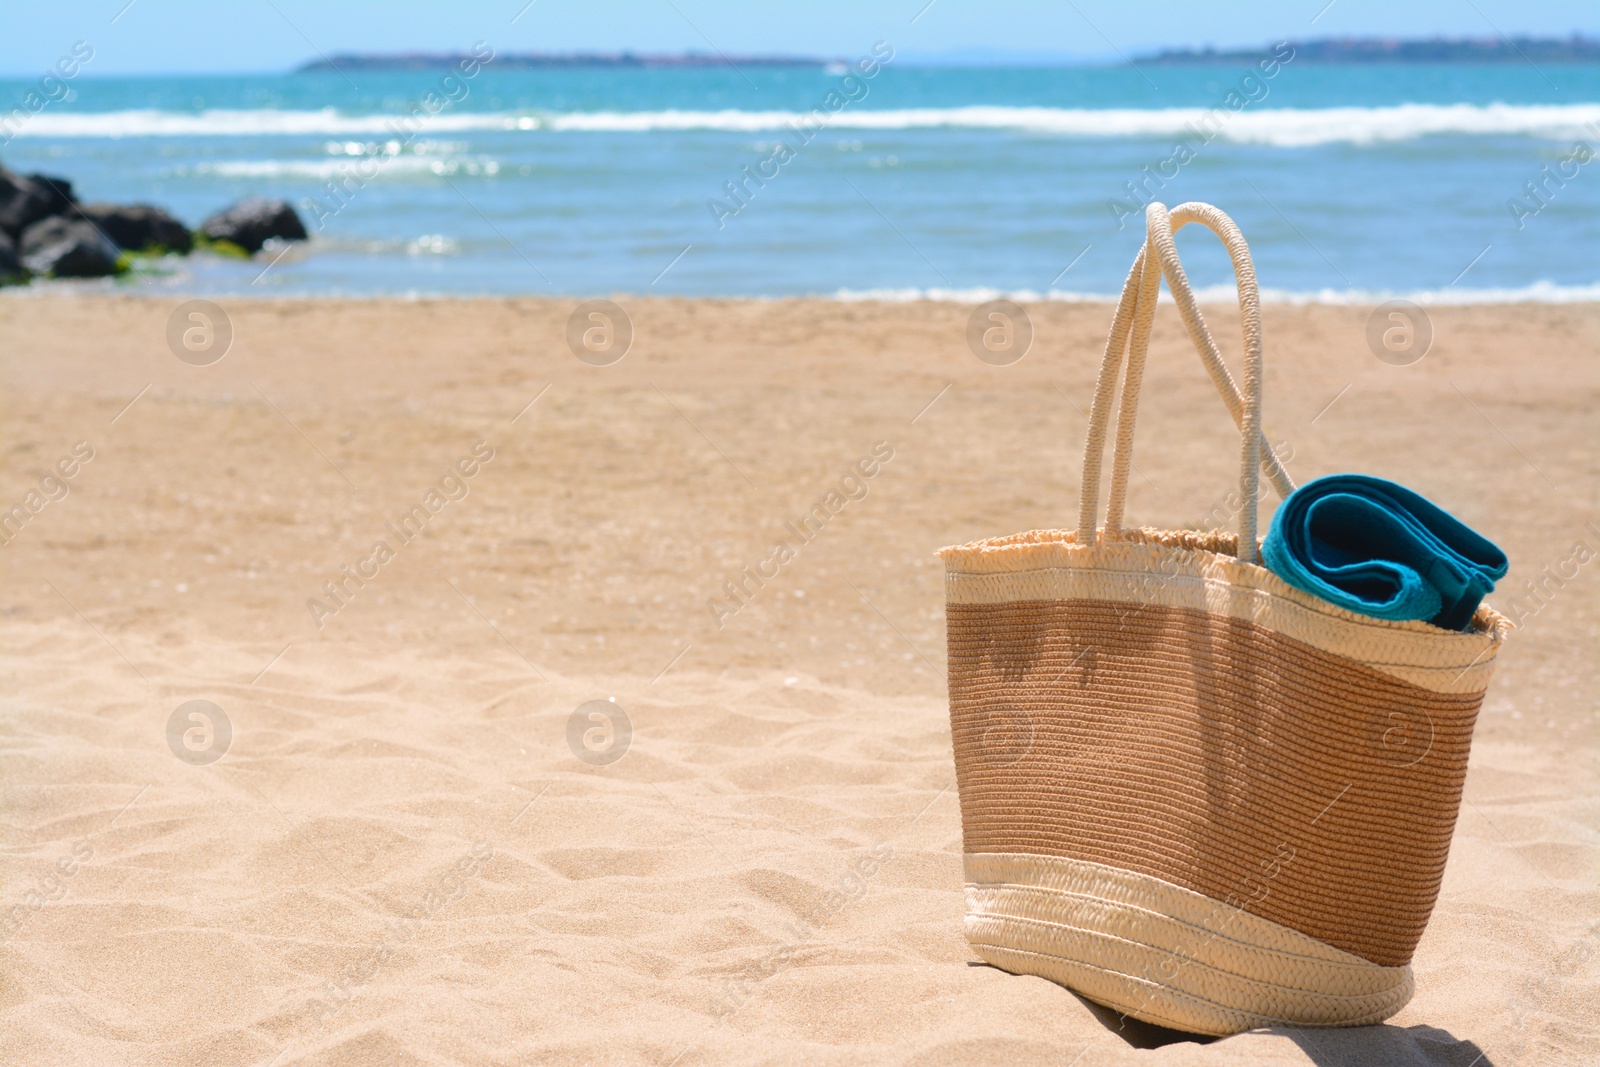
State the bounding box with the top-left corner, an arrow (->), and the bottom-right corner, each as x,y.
1261,474 -> 1508,631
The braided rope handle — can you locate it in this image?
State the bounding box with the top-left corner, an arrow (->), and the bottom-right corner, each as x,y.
1077,202 -> 1296,565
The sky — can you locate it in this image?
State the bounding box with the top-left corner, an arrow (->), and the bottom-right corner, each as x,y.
0,0 -> 1597,76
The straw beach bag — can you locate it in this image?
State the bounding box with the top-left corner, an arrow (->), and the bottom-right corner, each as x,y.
940,202 -> 1510,1036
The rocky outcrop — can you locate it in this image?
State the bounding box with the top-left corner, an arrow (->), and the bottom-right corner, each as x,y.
199,197 -> 308,253
0,167 -> 75,239
73,203 -> 193,254
28,174 -> 76,217
19,217 -> 121,277
0,231 -> 20,280
1,159 -> 312,283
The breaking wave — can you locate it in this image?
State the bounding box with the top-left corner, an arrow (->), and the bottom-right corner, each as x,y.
15,102 -> 1600,146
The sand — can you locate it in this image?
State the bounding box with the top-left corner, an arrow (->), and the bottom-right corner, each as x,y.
0,293 -> 1595,1066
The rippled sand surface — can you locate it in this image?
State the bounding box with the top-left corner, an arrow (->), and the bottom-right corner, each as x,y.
2,295 -> 1594,1065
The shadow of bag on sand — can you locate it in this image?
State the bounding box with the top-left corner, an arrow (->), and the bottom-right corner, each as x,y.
1074,991 -> 1492,1064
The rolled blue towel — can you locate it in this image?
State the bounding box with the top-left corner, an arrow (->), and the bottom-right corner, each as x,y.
1261,474 -> 1508,631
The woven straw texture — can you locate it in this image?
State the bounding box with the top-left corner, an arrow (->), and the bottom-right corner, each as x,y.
942,536 -> 1495,966
941,201 -> 1507,1034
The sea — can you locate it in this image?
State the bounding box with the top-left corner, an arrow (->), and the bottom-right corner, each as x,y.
3,56 -> 1599,301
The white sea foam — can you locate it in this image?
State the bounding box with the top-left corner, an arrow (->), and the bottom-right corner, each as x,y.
831,281 -> 1600,305
14,103 -> 1600,145
187,156 -> 500,178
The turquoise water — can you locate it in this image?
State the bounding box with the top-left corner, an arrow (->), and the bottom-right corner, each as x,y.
3,58 -> 1598,299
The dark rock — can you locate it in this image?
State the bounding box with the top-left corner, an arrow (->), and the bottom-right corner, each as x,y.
0,167 -> 61,239
27,174 -> 77,216
0,231 -> 20,281
19,218 -> 121,277
73,202 -> 193,254
199,197 -> 308,254
21,215 -> 86,256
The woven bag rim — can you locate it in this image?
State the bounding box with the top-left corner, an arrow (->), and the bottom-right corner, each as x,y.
938,525 -> 1511,643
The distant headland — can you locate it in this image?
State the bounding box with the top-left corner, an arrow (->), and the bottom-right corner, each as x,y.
293,36 -> 1600,73
1141,35 -> 1600,64
295,52 -> 831,73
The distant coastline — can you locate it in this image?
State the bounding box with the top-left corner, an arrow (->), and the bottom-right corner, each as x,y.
296,52 -> 832,73
293,36 -> 1600,72
1143,35 -> 1600,64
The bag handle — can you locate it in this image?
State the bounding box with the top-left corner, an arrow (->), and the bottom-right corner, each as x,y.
1077,202 -> 1296,565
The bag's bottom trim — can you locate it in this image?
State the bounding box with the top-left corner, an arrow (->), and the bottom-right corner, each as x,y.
965,852 -> 1414,1036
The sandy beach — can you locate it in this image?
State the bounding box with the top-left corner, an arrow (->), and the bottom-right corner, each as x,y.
1,293 -> 1595,1066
